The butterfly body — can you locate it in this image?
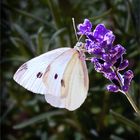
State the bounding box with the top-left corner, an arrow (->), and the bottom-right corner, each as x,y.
13,42 -> 89,110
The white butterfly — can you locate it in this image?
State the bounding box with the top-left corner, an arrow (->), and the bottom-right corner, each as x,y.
13,42 -> 89,111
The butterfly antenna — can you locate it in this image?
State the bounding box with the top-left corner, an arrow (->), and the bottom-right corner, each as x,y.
72,18 -> 79,42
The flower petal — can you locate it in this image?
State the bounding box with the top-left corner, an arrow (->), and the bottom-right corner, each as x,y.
106,84 -> 119,92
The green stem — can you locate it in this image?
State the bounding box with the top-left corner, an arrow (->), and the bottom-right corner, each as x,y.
125,92 -> 140,117
78,34 -> 84,42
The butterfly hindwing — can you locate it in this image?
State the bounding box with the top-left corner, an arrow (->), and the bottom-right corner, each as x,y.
44,50 -> 89,110
43,49 -> 76,107
60,51 -> 89,110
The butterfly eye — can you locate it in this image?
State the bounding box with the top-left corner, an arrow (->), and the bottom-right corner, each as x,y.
54,73 -> 58,79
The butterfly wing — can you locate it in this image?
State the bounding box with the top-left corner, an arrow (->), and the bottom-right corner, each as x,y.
14,47 -> 89,110
61,51 -> 89,110
13,48 -> 71,94
43,50 -> 89,110
42,49 -> 77,105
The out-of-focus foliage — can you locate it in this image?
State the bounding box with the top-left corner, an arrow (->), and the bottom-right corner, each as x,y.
1,0 -> 140,139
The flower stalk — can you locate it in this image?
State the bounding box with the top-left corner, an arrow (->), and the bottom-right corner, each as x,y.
124,92 -> 140,117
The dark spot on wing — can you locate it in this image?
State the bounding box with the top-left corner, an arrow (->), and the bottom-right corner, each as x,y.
61,79 -> 65,87
54,73 -> 58,79
37,72 -> 43,78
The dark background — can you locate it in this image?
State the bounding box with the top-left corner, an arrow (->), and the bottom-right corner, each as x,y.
1,0 -> 140,140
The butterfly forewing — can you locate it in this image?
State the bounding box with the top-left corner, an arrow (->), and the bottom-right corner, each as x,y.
13,48 -> 70,94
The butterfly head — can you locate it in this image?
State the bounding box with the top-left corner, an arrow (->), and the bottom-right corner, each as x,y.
74,42 -> 86,60
74,42 -> 84,51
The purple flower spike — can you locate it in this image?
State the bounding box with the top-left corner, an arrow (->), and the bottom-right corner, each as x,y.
77,18 -> 134,94
107,84 -> 119,92
77,19 -> 92,35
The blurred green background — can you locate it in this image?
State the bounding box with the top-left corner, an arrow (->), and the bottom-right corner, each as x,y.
1,0 -> 140,140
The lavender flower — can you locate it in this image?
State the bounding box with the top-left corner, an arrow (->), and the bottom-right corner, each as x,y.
77,19 -> 134,93
77,19 -> 92,35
